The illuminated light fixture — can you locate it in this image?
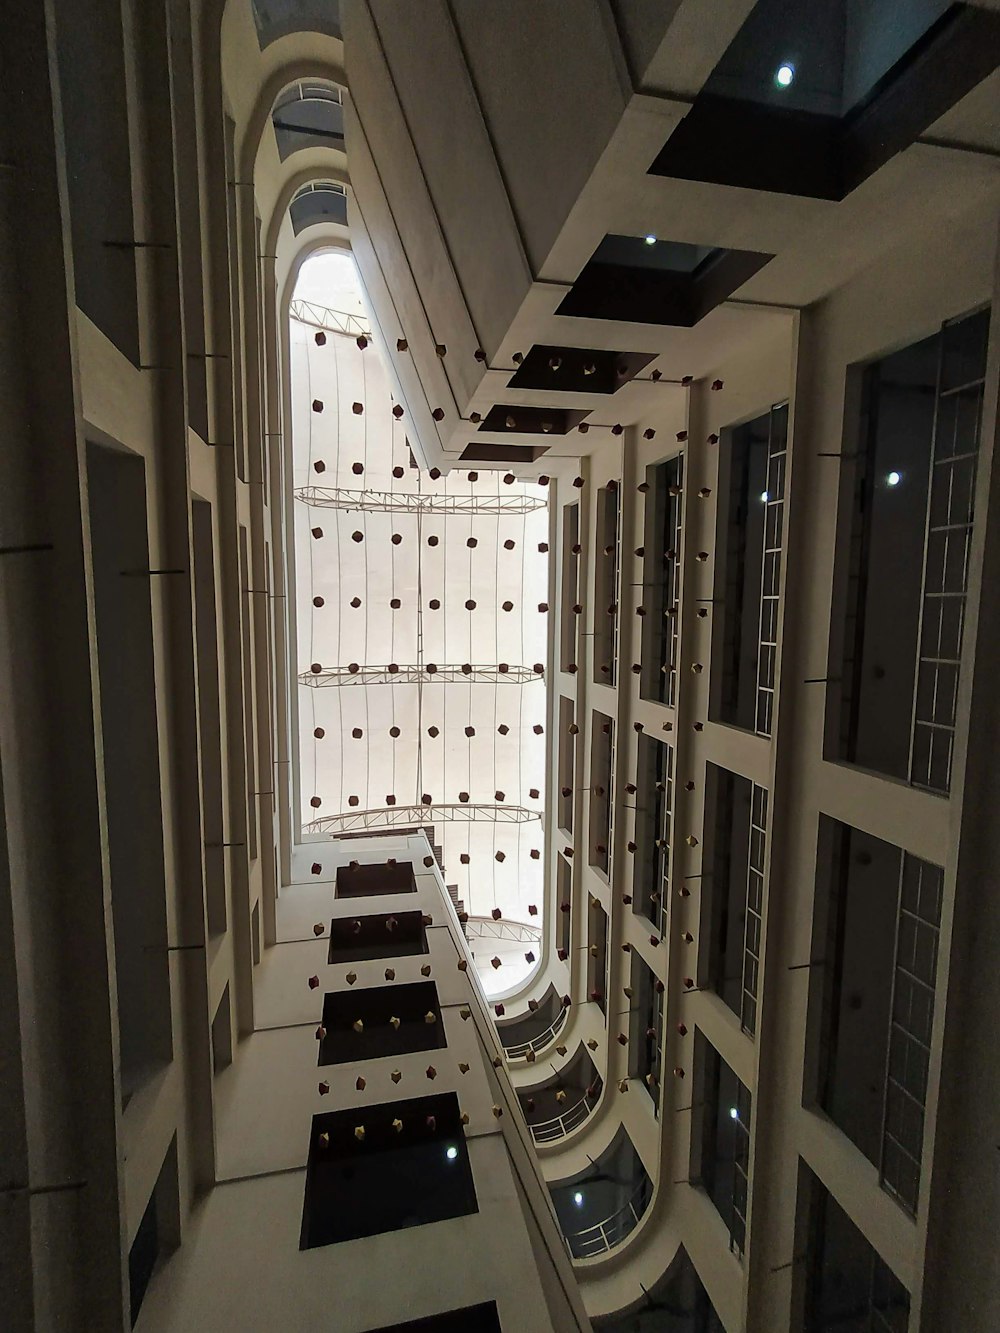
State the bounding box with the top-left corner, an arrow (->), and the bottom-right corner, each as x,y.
887,471 -> 901,486
730,1106 -> 740,1120
775,62 -> 795,88
446,1145 -> 459,1161
644,234 -> 656,245
573,1191 -> 584,1206
761,490 -> 770,502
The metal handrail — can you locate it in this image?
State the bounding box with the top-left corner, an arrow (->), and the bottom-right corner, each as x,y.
502,1004 -> 568,1060
529,1083 -> 601,1145
563,1177 -> 653,1260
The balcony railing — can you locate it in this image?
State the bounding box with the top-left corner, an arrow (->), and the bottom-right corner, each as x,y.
529,1082 -> 601,1145
563,1177 -> 653,1260
502,1005 -> 568,1061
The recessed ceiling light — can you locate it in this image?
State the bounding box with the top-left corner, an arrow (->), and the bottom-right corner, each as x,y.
887,470 -> 901,486
730,1106 -> 739,1120
644,234 -> 657,246
775,63 -> 795,88
760,490 -> 770,502
446,1145 -> 459,1161
573,1191 -> 584,1206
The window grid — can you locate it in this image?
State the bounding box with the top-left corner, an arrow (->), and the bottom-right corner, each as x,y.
741,784 -> 767,1038
634,957 -> 665,1116
561,504 -> 580,671
880,854 -> 943,1216
755,408 -> 787,737
558,696 -> 575,834
807,1171 -> 912,1332
730,1080 -> 752,1258
589,712 -> 615,879
669,461 -> 688,709
634,736 -> 673,934
595,486 -> 621,687
908,315 -> 986,793
869,1254 -> 911,1333
588,899 -> 609,1018
640,456 -> 684,706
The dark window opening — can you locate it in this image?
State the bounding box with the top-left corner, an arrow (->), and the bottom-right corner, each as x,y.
649,2 -> 1000,202
561,503 -> 580,670
317,980 -> 446,1066
87,443 -> 172,1106
558,696 -> 576,833
711,402 -> 787,735
507,344 -> 655,393
56,0 -> 140,362
557,234 -> 772,327
632,734 -> 672,934
367,1305 -> 502,1333
595,486 -> 621,686
829,306 -> 989,794
629,952 -> 663,1115
557,855 -> 572,959
800,1163 -> 910,1331
476,404 -> 590,435
238,526 -> 256,856
588,898 -> 609,1018
640,455 -> 684,706
589,711 -> 614,877
328,910 -> 428,964
593,1245 -> 724,1331
459,442 -> 550,464
192,500 -> 226,934
807,820 -> 941,1217
300,1093 -> 477,1249
694,1032 -> 751,1258
211,984 -> 233,1076
703,766 -> 766,1037
336,861 -> 417,898
129,1137 -> 179,1327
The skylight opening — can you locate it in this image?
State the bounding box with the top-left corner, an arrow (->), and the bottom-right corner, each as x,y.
289,250 -> 549,996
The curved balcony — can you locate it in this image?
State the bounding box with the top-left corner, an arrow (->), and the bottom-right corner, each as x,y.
519,1045 -> 602,1145
497,984 -> 567,1059
505,1006 -> 568,1060
564,1178 -> 653,1260
593,1245 -> 725,1330
550,1126 -> 653,1261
